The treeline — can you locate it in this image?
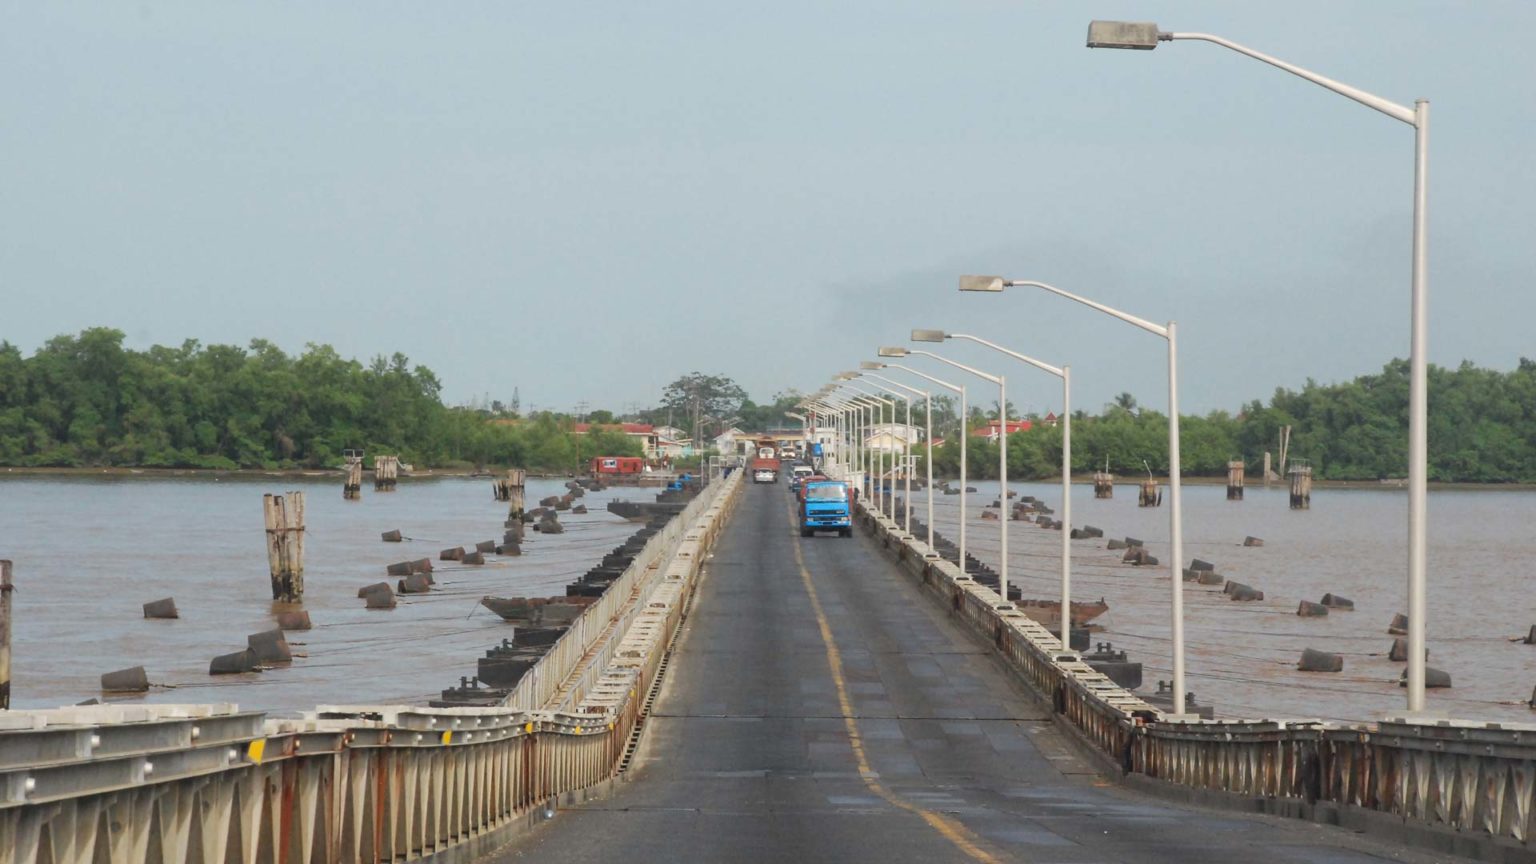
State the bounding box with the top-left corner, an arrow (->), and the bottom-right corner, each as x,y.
926,358 -> 1536,483
0,329 -> 640,470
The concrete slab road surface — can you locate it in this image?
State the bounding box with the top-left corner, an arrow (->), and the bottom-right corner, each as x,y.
495,485 -> 1467,864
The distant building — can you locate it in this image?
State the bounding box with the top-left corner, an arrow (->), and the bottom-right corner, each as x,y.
971,420 -> 1033,442
864,422 -> 922,452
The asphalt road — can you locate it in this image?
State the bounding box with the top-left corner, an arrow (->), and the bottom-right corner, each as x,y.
494,483 -> 1464,864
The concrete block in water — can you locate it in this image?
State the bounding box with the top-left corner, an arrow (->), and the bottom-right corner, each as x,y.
1298,648 -> 1343,672
397,573 -> 432,594
539,518 -> 565,535
362,585 -> 396,609
1227,582 -> 1264,601
462,551 -> 485,565
142,597 -> 178,619
357,581 -> 390,598
440,546 -> 464,561
1297,601 -> 1329,617
965,486 -> 977,493
554,497 -> 572,511
1525,625 -> 1536,645
475,540 -> 497,554
496,543 -> 522,556
1106,539 -> 1128,550
572,504 -> 588,514
381,529 -> 403,542
1189,558 -> 1215,572
1387,638 -> 1428,662
1400,667 -> 1452,688
385,561 -> 412,577
539,495 -> 560,507
1181,568 -> 1202,582
1082,525 -> 1104,538
1123,547 -> 1158,566
247,629 -> 292,663
275,610 -> 312,631
409,558 -> 433,574
1197,571 -> 1225,586
1243,536 -> 1264,547
1388,613 -> 1408,635
101,666 -> 150,692
209,648 -> 260,675
1124,537 -> 1144,547
1321,593 -> 1354,610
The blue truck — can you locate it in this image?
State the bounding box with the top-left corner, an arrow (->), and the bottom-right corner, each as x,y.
799,479 -> 852,537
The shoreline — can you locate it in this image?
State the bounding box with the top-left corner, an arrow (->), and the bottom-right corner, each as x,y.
0,465 -> 582,479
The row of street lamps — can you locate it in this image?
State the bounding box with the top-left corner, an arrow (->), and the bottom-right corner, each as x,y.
796,20 -> 1432,717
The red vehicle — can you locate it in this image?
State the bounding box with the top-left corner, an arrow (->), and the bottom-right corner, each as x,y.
591,456 -> 645,475
750,457 -> 780,483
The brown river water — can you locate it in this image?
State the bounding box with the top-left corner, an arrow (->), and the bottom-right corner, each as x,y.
4,474 -> 1534,725
909,479 -> 1536,724
0,474 -> 639,714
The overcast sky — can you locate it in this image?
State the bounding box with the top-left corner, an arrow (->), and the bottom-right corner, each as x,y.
4,2 -> 1532,418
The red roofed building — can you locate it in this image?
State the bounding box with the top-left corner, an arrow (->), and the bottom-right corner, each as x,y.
971,419 -> 1032,442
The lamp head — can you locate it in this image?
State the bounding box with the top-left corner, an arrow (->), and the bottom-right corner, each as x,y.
836,371 -> 860,380
859,361 -> 883,370
911,329 -> 948,343
958,275 -> 1006,292
877,346 -> 908,358
1086,20 -> 1163,49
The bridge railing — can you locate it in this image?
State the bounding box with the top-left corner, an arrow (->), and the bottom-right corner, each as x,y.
854,499 -> 1536,855
0,471 -> 743,864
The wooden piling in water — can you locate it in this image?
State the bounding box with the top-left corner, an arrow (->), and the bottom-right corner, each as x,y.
1290,465 -> 1312,510
343,451 -> 363,500
1092,471 -> 1113,499
1,560 -> 11,709
506,468 -> 526,546
1138,479 -> 1160,507
263,492 -> 306,602
1226,460 -> 1245,501
374,455 -> 399,492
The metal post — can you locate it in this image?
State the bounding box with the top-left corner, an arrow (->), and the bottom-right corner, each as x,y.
997,375 -> 1009,604
1061,367 -> 1072,642
924,390 -> 934,549
1167,323 -> 1186,716
903,394 -> 913,531
1407,99 -> 1430,711
959,385 -> 968,574
0,560 -> 11,710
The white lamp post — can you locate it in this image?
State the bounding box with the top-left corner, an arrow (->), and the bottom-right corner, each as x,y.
841,376 -> 901,522
1086,19 -> 1431,711
961,275 -> 1187,715
858,367 -> 924,537
908,334 -> 1010,606
930,330 -> 1075,645
879,350 -> 966,563
865,362 -> 941,552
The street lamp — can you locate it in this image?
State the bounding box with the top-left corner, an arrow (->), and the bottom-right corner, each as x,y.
858,365 -> 924,538
961,275 -> 1188,715
840,376 -> 901,521
923,330 -> 1075,645
1086,20 -> 1431,713
864,361 -> 939,553
879,349 -> 966,562
908,333 -> 1011,606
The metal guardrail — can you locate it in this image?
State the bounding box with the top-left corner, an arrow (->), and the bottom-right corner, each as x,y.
854,500 -> 1536,855
0,471 -> 743,864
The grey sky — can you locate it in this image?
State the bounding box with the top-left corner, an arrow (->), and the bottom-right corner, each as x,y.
4,2 -> 1532,418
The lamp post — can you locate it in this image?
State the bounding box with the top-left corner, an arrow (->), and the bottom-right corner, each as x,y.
858,366 -> 924,537
865,362 -> 941,552
926,330 -> 1075,644
841,376 -> 901,521
879,350 -> 966,562
1085,20 -> 1430,712
961,275 -> 1186,715
907,335 -> 1010,605
834,388 -> 882,510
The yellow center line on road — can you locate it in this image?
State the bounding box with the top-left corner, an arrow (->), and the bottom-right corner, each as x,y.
788,498 -> 1004,864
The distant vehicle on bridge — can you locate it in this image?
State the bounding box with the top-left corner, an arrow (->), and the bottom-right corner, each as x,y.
751,457 -> 779,483
799,479 -> 851,537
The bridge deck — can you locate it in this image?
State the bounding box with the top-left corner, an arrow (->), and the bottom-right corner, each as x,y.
497,484 -> 1453,863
